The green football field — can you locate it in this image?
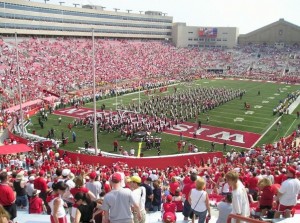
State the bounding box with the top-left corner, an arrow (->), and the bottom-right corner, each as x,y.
28,79 -> 300,156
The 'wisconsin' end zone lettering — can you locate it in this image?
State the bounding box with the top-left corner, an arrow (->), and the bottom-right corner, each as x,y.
55,108 -> 261,149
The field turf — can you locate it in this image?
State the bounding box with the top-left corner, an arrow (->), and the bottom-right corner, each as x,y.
28,79 -> 300,156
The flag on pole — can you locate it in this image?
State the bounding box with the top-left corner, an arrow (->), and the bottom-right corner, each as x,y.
137,142 -> 142,157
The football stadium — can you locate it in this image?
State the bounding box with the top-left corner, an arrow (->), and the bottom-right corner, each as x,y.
0,0 -> 300,222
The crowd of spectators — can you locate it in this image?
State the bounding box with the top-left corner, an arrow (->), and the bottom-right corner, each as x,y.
1,37 -> 300,222
0,129 -> 299,222
1,38 -> 300,132
1,38 -> 299,110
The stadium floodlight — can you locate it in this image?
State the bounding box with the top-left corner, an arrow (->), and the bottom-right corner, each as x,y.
73,3 -> 80,7
113,8 -> 120,12
126,9 -> 132,13
139,11 -> 143,14
100,6 -> 106,10
44,0 -> 49,4
59,1 -> 65,5
162,13 -> 167,16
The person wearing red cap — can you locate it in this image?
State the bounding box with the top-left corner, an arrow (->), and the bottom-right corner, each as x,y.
162,195 -> 176,222
86,172 -> 102,200
34,170 -> 49,213
275,166 -> 300,218
102,173 -> 141,223
163,211 -> 176,223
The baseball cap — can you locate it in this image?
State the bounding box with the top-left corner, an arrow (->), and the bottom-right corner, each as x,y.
163,212 -> 176,222
32,189 -> 41,196
29,176 -> 35,181
166,195 -> 173,202
39,170 -> 45,176
288,167 -> 296,177
129,176 -> 141,184
111,173 -> 122,183
62,169 -> 71,177
89,171 -> 97,180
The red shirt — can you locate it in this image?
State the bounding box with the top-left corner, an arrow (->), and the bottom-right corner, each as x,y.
163,202 -> 177,213
34,177 -> 48,192
259,186 -> 275,206
29,196 -> 43,214
247,177 -> 258,190
182,181 -> 196,199
169,182 -> 180,195
70,187 -> 89,197
0,183 -> 15,206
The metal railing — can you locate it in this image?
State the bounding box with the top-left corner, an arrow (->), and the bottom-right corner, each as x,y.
227,214 -> 265,223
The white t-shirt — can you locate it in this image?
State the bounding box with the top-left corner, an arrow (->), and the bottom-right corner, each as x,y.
190,189 -> 207,212
132,186 -> 146,211
231,181 -> 250,222
278,178 -> 300,206
222,183 -> 230,194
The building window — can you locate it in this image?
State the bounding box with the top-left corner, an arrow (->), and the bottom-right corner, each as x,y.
188,31 -> 193,34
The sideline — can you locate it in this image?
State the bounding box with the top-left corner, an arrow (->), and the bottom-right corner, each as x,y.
253,95 -> 300,147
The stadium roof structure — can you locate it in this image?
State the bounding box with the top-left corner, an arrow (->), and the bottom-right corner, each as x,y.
238,18 -> 300,45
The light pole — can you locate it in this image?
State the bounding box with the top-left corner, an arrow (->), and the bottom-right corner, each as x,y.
126,9 -> 132,13
44,0 -> 49,3
73,3 -> 80,7
59,1 -> 64,5
139,11 -> 143,14
92,29 -> 98,155
138,80 -> 141,113
113,8 -> 120,12
115,79 -> 118,110
15,33 -> 24,136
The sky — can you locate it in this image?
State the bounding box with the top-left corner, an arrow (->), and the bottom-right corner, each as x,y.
32,0 -> 300,34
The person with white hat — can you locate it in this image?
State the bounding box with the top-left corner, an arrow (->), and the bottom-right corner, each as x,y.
29,189 -> 46,214
13,170 -> 27,209
25,176 -> 35,198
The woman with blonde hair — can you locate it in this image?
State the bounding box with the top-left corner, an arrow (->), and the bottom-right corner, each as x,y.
0,204 -> 11,223
257,178 -> 274,216
188,178 -> 211,223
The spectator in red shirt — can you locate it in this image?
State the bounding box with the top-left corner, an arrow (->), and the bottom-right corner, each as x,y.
182,173 -> 197,221
0,172 -> 16,221
247,172 -> 259,201
34,170 -> 49,212
29,189 -> 46,214
162,195 -> 177,221
169,176 -> 180,196
257,178 -> 275,216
